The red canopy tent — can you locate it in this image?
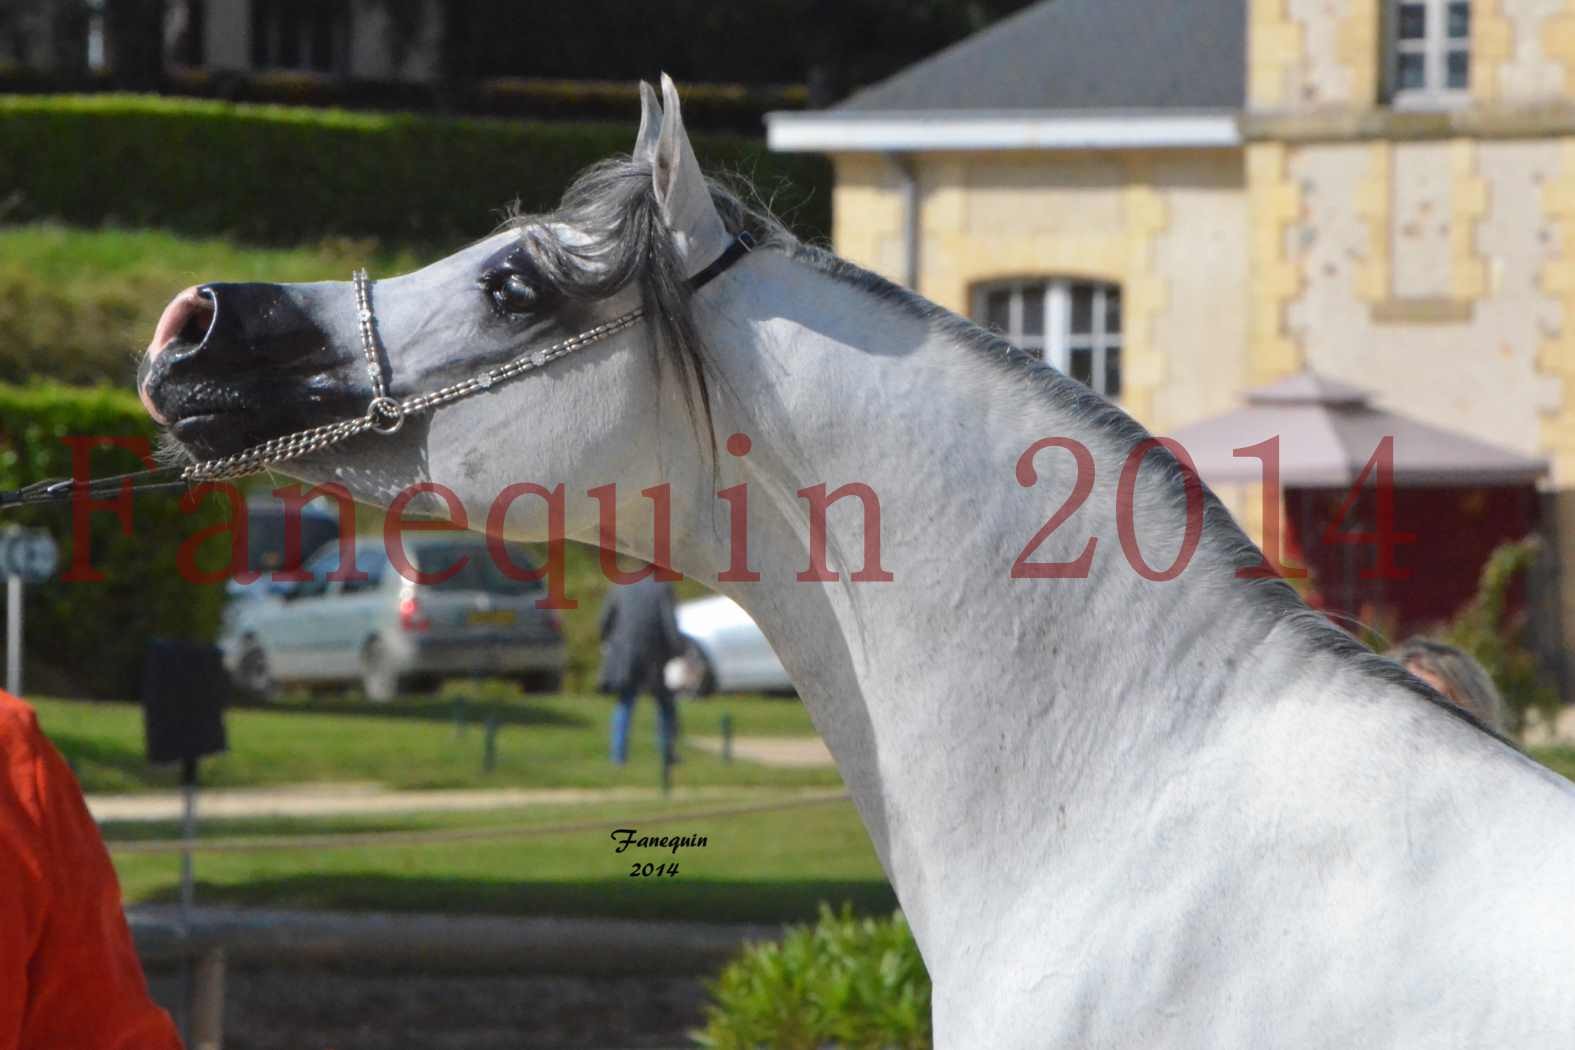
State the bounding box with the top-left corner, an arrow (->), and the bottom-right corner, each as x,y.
1170,372 -> 1547,636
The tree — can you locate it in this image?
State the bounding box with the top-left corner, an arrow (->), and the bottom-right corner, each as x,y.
104,0 -> 165,89
0,0 -> 88,76
431,0 -> 1040,104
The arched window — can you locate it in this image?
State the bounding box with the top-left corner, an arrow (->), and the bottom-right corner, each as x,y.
974,279 -> 1123,399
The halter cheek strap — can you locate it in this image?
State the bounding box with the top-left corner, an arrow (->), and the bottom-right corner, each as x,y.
0,231 -> 756,507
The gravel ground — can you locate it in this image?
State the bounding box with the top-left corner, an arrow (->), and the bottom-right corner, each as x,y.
150,965 -> 710,1050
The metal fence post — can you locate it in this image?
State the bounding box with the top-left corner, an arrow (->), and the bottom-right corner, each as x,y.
190,947 -> 226,1050
6,575 -> 20,696
482,710 -> 499,773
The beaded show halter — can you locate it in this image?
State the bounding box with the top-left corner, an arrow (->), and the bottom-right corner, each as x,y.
0,233 -> 754,507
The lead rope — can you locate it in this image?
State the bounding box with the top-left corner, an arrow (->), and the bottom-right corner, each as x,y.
0,232 -> 753,505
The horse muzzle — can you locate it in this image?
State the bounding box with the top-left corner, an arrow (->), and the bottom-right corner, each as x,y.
139,281 -> 356,457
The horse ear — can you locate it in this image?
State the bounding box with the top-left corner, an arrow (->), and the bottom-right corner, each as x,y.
654,73 -> 730,277
634,80 -> 662,164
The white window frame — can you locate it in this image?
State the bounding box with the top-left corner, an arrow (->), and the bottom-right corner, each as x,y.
973,279 -> 1123,400
1390,0 -> 1471,109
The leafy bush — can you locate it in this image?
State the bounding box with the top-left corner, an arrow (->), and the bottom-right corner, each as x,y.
0,382 -> 227,698
696,904 -> 931,1050
1434,536 -> 1561,735
0,95 -> 831,248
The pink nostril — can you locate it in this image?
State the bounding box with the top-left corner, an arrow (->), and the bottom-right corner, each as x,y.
146,286 -> 214,361
141,286 -> 215,425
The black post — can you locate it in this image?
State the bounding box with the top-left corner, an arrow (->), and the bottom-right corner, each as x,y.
177,755 -> 197,1048
179,757 -> 198,918
141,639 -> 228,1050
483,710 -> 499,773
721,713 -> 733,765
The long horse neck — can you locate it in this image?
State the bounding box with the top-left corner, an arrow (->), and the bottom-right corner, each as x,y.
669,247 -> 1377,962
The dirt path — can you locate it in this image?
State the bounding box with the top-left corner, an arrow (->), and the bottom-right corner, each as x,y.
687,735 -> 834,768
88,782 -> 816,824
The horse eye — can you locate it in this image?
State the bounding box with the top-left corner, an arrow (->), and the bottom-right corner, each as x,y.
492,273 -> 539,314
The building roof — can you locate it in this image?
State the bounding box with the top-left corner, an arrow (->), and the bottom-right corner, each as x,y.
767,0 -> 1246,153
1169,372 -> 1548,488
837,0 -> 1246,115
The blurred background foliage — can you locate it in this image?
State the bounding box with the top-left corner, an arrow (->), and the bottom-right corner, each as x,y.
0,0 -> 1042,109
0,383 -> 228,697
1434,537 -> 1562,736
0,95 -> 832,247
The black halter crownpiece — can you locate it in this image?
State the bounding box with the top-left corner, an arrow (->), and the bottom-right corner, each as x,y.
0,232 -> 756,510
688,230 -> 754,291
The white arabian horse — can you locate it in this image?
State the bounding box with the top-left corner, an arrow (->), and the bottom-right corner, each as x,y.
139,78 -> 1575,1047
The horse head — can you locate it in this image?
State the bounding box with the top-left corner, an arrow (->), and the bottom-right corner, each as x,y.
138,76 -> 743,532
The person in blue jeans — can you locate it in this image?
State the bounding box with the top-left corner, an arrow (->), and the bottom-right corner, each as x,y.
598,571 -> 685,764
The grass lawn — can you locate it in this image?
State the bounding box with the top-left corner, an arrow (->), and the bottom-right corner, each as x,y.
34,688 -> 836,794
0,223 -> 425,284
109,797 -> 894,925
0,225 -> 429,387
87,734 -> 1574,927
1535,746 -> 1575,782
107,747 -> 1575,925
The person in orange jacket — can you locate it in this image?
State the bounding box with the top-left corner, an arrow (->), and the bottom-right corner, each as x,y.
0,689 -> 181,1048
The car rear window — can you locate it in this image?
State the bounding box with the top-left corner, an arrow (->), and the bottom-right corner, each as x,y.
412,543 -> 544,594
247,509 -> 340,576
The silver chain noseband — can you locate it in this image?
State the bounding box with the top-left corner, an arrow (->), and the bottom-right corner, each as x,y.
0,232 -> 754,507
180,271 -> 646,482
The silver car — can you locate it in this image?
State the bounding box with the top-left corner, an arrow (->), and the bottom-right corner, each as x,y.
220,534 -> 567,701
669,595 -> 792,695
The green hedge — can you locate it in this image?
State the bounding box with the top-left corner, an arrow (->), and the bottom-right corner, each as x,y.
697,905 -> 931,1049
0,226 -> 425,388
0,383 -> 227,699
0,95 -> 831,247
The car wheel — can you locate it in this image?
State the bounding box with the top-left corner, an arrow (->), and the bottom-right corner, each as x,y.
360,637 -> 400,703
234,637 -> 279,703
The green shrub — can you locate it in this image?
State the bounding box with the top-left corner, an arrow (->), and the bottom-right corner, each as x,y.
1433,536 -> 1561,735
0,382 -> 227,698
696,904 -> 931,1050
0,95 -> 832,248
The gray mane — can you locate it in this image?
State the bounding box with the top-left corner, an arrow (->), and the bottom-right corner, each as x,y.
522,157 -> 1495,740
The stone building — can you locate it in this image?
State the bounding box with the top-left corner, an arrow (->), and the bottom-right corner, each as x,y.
189,0 -> 441,82
768,0 -> 1575,688
2,1 -> 441,82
